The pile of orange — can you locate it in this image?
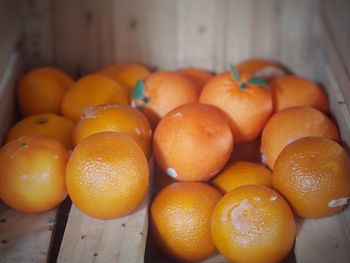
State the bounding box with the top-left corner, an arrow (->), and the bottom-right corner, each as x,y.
1,58 -> 349,263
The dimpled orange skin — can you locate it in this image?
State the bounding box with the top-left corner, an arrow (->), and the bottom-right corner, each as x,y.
211,185 -> 296,263
0,135 -> 68,213
61,74 -> 129,122
177,67 -> 214,93
17,67 -> 74,117
6,113 -> 75,149
271,75 -> 329,113
66,132 -> 148,219
133,71 -> 198,128
99,63 -> 151,93
273,137 -> 350,219
153,103 -> 233,182
236,59 -> 286,81
72,104 -> 152,157
199,71 -> 273,144
151,182 -> 222,262
261,107 -> 340,169
212,161 -> 272,194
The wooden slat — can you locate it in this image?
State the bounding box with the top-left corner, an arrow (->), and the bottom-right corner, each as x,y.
21,0 -> 54,69
0,0 -> 21,81
176,0 -> 226,72
0,52 -> 60,263
57,159 -> 154,263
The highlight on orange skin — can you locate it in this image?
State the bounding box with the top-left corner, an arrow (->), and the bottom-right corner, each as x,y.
199,70 -> 273,144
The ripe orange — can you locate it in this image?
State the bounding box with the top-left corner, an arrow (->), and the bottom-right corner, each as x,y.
61,74 -> 129,122
236,59 -> 286,81
271,75 -> 329,113
0,135 -> 68,213
72,104 -> 152,157
211,185 -> 295,263
273,137 -> 350,219
151,182 -> 222,262
66,132 -> 148,219
212,161 -> 272,194
177,67 -> 213,93
261,107 -> 340,169
153,103 -> 233,181
17,67 -> 74,117
199,69 -> 272,144
99,63 -> 151,93
6,113 -> 74,149
131,71 -> 198,128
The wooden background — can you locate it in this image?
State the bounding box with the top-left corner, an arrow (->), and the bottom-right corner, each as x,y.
0,0 -> 350,262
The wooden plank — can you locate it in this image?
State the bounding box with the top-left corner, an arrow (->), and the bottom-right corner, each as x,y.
0,52 -> 61,263
21,0 -> 54,69
320,0 -> 350,109
0,0 -> 21,81
58,159 -> 154,263
176,0 -> 226,72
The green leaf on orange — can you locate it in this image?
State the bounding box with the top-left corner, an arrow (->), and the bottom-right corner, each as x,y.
131,80 -> 145,100
247,76 -> 268,87
230,64 -> 240,82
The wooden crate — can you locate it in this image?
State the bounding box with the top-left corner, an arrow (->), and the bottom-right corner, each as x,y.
0,0 -> 350,262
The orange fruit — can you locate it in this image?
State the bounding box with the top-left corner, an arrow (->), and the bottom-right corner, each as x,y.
99,63 -> 151,93
153,103 -> 233,181
271,75 -> 329,113
151,182 -> 222,262
273,137 -> 350,219
131,71 -> 198,128
199,70 -> 272,144
6,113 -> 74,149
17,67 -> 74,117
61,74 -> 129,122
211,185 -> 295,263
236,59 -> 286,81
261,106 -> 340,169
212,161 -> 272,194
177,67 -> 213,93
66,132 -> 148,219
72,104 -> 152,157
0,135 -> 68,213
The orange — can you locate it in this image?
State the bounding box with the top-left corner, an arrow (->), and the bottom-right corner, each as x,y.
199,69 -> 272,144
212,161 -> 272,194
151,182 -> 222,262
273,137 -> 350,219
0,135 -> 68,213
271,75 -> 329,113
261,106 -> 340,169
99,63 -> 151,93
131,71 -> 198,128
61,74 -> 129,122
153,103 -> 233,181
17,67 -> 74,117
236,59 -> 286,81
177,67 -> 213,93
66,132 -> 148,219
211,185 -> 295,263
6,113 -> 74,149
72,104 -> 152,157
